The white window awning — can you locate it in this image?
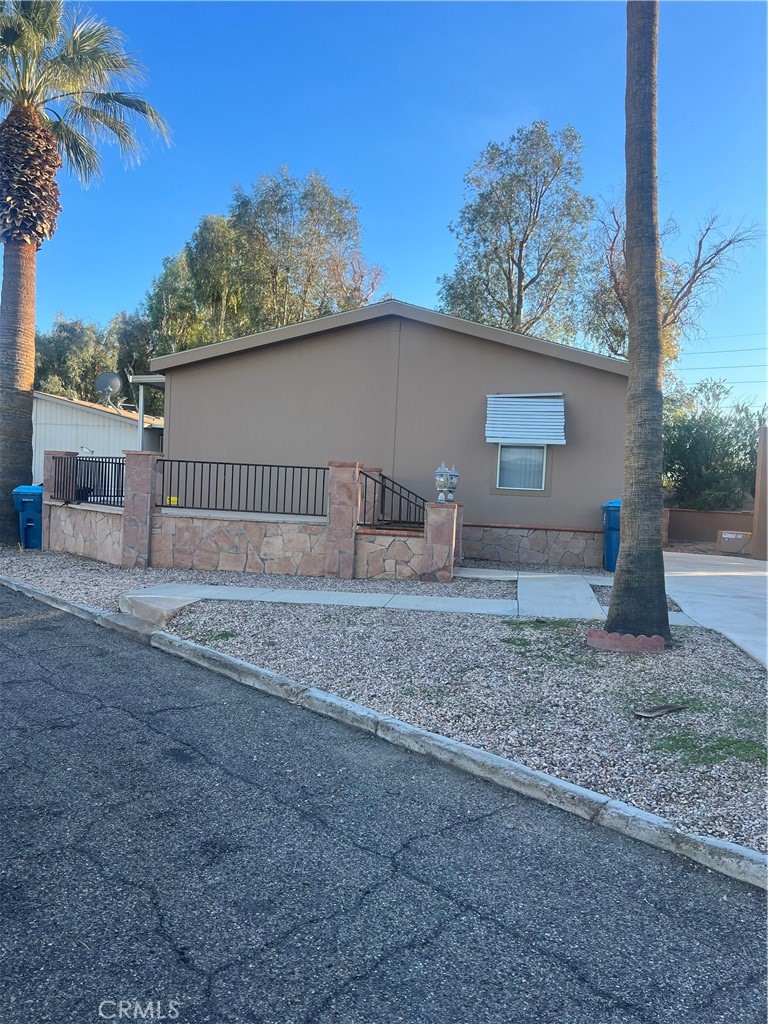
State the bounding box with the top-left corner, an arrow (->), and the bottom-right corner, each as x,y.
485,393 -> 566,445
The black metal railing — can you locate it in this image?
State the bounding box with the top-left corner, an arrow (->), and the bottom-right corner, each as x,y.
52,455 -> 125,507
358,472 -> 427,529
156,460 -> 329,517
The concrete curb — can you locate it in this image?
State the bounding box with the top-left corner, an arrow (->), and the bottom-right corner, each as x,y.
1,574 -> 765,890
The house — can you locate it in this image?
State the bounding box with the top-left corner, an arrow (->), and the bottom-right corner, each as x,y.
33,391 -> 163,484
149,300 -> 628,567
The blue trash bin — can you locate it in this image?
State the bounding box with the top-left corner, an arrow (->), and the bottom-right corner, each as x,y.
601,499 -> 622,572
12,485 -> 43,549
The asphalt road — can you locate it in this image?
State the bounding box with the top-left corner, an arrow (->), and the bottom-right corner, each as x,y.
0,586 -> 765,1024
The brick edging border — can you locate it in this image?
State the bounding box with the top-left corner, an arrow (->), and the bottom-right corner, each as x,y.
0,572 -> 764,891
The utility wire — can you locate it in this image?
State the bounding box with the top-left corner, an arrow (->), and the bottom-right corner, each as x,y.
687,332 -> 767,340
677,346 -> 766,355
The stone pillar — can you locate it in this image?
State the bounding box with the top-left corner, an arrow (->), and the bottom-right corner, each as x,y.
324,462 -> 361,579
122,450 -> 161,569
41,450 -> 77,550
753,427 -> 767,561
422,502 -> 458,582
454,502 -> 464,565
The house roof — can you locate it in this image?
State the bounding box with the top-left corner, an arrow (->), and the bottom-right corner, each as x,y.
149,299 -> 630,377
34,391 -> 164,427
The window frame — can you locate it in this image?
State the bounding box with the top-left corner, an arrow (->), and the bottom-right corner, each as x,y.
496,443 -> 547,492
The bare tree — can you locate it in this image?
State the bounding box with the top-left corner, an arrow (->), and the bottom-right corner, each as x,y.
586,202 -> 758,361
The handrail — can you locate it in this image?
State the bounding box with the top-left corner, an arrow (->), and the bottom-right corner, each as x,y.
358,471 -> 426,529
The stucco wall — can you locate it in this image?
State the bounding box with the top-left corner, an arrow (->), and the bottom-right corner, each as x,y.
46,501 -> 123,565
160,315 -> 627,531
667,508 -> 754,543
150,510 -> 328,575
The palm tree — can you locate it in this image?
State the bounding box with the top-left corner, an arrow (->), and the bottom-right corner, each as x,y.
604,0 -> 671,643
0,1 -> 167,543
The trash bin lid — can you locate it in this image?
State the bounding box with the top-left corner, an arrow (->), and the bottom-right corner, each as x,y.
12,484 -> 43,494
601,498 -> 622,509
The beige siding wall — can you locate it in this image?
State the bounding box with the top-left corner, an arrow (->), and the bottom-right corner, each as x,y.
162,317 -> 627,530
163,319 -> 399,470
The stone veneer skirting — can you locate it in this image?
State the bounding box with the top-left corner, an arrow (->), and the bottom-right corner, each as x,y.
150,510 -> 328,576
354,529 -> 425,579
46,501 -> 124,566
463,524 -> 603,568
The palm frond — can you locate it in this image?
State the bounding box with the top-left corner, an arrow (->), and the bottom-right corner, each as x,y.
0,4 -> 168,182
84,90 -> 169,140
14,1 -> 63,45
43,113 -> 100,181
64,100 -> 142,162
36,14 -> 142,97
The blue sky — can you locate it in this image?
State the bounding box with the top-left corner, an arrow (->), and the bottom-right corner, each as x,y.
36,1 -> 766,407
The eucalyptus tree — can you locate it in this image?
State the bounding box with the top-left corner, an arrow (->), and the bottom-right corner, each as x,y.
146,169 -> 384,352
438,122 -> 593,342
0,0 -> 167,541
230,169 -> 383,331
604,0 -> 671,643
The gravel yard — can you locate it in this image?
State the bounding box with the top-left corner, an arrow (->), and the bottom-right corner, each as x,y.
169,600 -> 767,853
464,557 -> 613,577
1,545 -> 765,853
0,547 -> 517,606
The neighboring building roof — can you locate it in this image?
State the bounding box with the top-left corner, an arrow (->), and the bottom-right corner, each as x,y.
34,391 -> 164,427
149,299 -> 630,377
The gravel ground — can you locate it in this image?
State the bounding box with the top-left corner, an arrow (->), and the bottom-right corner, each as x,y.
0,547 -> 517,606
463,557 -> 613,577
592,584 -> 681,613
169,600 -> 767,853
1,545 -> 764,852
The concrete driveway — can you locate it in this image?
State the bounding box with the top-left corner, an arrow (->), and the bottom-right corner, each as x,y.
1,586 -> 766,1024
664,552 -> 768,667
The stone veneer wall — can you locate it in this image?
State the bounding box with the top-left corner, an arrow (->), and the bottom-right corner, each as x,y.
46,501 -> 124,566
150,511 -> 327,576
353,529 -> 424,579
463,524 -> 603,568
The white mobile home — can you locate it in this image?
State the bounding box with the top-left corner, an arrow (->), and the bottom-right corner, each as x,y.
32,392 -> 163,483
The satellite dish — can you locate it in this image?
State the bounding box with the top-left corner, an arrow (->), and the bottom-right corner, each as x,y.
94,371 -> 123,407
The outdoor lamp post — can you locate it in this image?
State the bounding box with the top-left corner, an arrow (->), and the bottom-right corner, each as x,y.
434,462 -> 450,503
447,466 -> 459,501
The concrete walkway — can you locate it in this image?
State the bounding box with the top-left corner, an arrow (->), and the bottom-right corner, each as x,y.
663,552 -> 767,667
119,584 -> 521,623
118,552 -> 767,666
118,575 -> 693,628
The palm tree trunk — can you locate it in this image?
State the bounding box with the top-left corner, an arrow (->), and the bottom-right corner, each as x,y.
0,240 -> 37,545
604,0 -> 671,643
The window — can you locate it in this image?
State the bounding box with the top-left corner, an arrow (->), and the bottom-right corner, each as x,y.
497,445 -> 546,490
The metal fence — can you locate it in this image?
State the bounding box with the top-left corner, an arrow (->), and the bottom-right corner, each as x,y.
156,460 -> 329,517
52,455 -> 125,507
358,472 -> 426,529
